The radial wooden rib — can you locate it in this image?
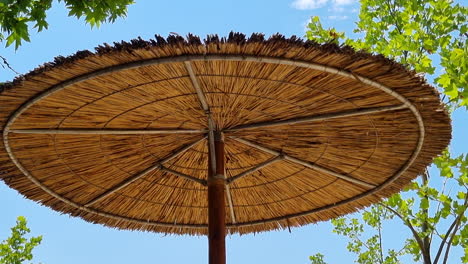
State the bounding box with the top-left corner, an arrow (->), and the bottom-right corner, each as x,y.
230,136 -> 376,189
184,61 -> 217,173
219,132 -> 236,225
84,137 -> 206,207
227,156 -> 284,184
207,118 -> 217,173
8,128 -> 207,135
225,184 -> 236,224
185,61 -> 210,111
160,166 -> 207,186
225,104 -> 407,132
185,61 -> 237,228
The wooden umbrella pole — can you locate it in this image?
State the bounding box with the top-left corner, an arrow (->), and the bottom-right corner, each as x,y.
208,131 -> 226,264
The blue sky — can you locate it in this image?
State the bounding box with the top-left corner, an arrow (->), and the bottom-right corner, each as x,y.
0,0 -> 467,263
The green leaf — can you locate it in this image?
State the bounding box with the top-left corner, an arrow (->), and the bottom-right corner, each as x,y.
437,73 -> 452,88
310,253 -> 327,264
457,191 -> 466,200
420,198 -> 429,210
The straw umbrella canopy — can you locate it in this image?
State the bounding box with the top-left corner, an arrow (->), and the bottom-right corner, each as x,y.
0,33 -> 450,263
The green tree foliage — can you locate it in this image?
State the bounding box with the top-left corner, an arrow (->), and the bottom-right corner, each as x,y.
307,1 -> 468,263
0,216 -> 42,264
310,157 -> 468,264
306,0 -> 468,108
0,0 -> 134,71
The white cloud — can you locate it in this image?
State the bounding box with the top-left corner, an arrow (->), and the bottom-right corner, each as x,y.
292,0 -> 356,10
292,0 -> 328,10
334,0 -> 355,5
328,15 -> 349,20
328,6 -> 345,12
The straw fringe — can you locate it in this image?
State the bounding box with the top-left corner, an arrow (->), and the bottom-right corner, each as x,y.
0,32 -> 415,92
0,33 -> 451,235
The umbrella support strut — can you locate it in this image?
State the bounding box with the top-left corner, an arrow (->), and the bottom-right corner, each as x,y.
208,132 -> 226,264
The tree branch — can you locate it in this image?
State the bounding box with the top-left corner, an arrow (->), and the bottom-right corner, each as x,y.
378,219 -> 384,264
0,54 -> 19,74
431,176 -> 449,244
380,203 -> 431,264
442,195 -> 468,264
433,212 -> 458,264
344,216 -> 373,253
421,170 -> 432,263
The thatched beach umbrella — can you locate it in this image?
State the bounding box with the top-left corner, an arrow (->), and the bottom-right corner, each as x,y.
0,33 -> 451,264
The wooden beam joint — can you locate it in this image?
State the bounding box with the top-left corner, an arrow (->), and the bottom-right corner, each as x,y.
230,136 -> 376,189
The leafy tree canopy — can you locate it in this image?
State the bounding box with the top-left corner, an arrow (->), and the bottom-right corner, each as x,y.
0,216 -> 42,264
0,0 -> 134,49
306,0 -> 467,109
307,1 -> 468,263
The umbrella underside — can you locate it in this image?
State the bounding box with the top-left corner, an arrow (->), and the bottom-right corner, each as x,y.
0,36 -> 451,235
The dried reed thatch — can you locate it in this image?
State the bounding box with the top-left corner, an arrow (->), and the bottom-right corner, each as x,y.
0,33 -> 451,235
